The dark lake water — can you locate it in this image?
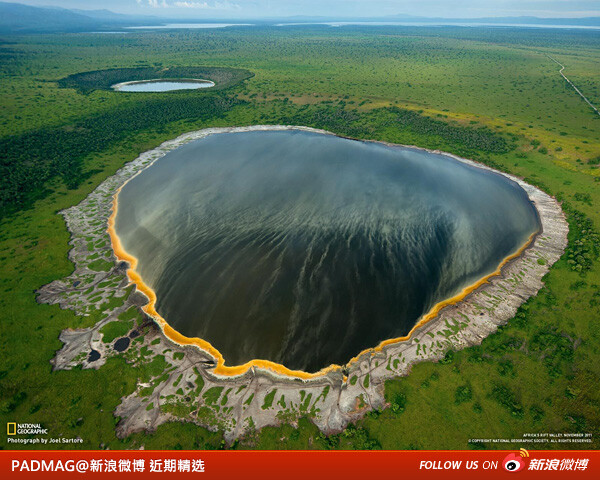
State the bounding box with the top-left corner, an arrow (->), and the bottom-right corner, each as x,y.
115,130 -> 540,372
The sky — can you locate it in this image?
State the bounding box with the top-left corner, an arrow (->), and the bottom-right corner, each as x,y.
11,0 -> 600,19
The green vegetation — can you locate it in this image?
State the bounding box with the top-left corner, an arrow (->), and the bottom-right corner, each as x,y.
454,385 -> 473,405
0,25 -> 599,450
99,319 -> 133,343
202,387 -> 224,406
118,306 -> 142,322
0,95 -> 243,218
261,390 -> 277,410
87,259 -> 113,272
390,391 -> 407,414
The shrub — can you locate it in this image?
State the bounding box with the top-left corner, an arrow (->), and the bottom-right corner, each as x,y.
455,385 -> 473,404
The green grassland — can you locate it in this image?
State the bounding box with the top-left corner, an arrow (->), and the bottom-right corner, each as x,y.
0,25 -> 599,450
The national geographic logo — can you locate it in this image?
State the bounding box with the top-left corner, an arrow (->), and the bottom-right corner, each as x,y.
7,423 -> 48,435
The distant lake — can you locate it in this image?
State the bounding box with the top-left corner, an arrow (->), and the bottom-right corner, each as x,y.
121,22 -> 599,31
115,130 -> 540,372
275,22 -> 600,30
125,23 -> 253,30
112,79 -> 215,92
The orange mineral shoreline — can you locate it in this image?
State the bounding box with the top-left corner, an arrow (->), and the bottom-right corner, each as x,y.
107,188 -> 340,380
108,182 -> 538,381
344,230 -> 537,366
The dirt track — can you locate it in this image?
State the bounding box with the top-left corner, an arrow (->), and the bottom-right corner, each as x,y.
548,55 -> 600,116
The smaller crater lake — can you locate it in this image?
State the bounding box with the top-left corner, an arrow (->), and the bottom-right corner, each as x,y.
115,130 -> 541,373
112,79 -> 215,92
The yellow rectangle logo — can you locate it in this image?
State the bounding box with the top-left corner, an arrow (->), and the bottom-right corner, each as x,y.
7,423 -> 16,435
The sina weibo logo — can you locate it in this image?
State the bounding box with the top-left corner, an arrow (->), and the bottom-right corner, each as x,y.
502,449 -> 530,472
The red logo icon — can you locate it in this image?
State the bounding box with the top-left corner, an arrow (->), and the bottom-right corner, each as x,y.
502,452 -> 528,472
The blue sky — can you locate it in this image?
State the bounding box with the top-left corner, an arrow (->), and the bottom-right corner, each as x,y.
12,0 -> 600,18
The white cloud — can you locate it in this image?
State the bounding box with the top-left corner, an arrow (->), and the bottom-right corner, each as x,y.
142,0 -> 241,9
173,1 -> 241,9
147,0 -> 169,7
